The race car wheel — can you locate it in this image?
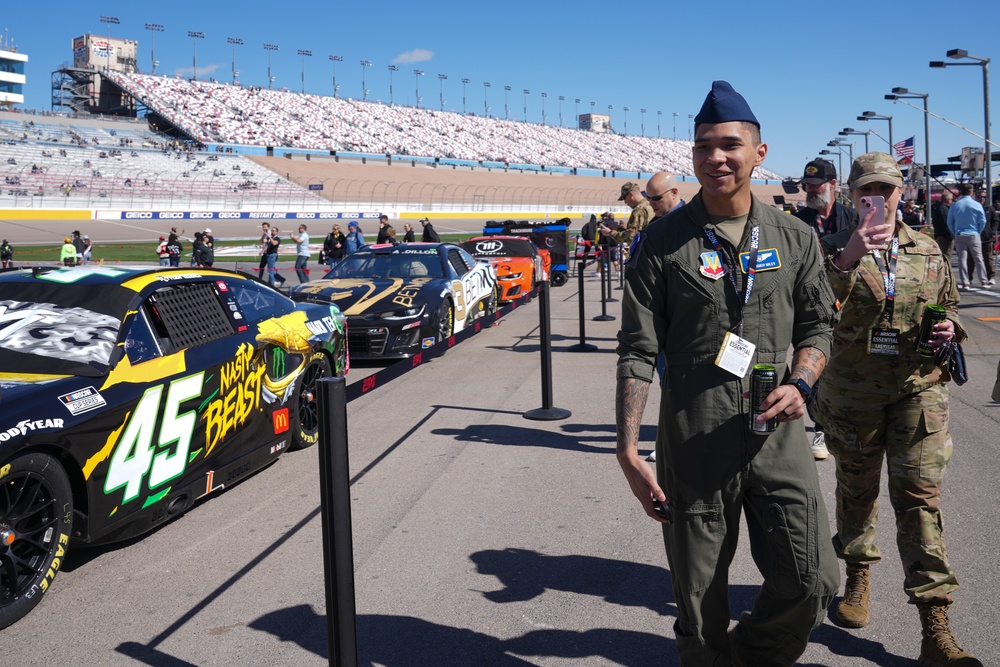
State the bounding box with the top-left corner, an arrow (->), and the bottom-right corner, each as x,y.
550,271 -> 568,287
0,452 -> 73,630
436,300 -> 454,342
485,285 -> 498,316
292,354 -> 333,451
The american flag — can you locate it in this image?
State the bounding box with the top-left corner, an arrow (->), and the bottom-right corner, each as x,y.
893,136 -> 915,164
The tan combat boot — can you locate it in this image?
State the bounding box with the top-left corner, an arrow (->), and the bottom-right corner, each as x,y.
835,563 -> 870,628
917,601 -> 982,667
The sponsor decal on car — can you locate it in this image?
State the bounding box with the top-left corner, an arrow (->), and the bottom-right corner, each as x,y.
58,386 -> 107,416
272,408 -> 289,434
0,418 -> 66,442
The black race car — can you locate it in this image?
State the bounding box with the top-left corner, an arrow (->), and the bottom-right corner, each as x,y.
290,243 -> 498,359
0,266 -> 347,629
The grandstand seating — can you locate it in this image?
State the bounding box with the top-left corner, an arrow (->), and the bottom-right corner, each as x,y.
103,71 -> 783,181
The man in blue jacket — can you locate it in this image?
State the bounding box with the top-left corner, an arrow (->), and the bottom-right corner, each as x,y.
947,182 -> 988,289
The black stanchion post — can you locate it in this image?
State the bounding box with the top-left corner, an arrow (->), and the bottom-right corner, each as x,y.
524,280 -> 572,420
316,376 -> 359,667
594,249 -> 615,322
567,261 -> 597,352
617,243 -> 625,290
605,246 -> 618,302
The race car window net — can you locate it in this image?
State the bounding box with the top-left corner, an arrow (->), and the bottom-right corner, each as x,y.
144,282 -> 235,353
447,249 -> 470,276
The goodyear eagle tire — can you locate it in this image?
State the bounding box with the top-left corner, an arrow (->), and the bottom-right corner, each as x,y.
0,452 -> 73,630
291,354 -> 333,450
436,300 -> 454,343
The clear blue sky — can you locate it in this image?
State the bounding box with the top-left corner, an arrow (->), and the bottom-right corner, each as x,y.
4,0 -> 1000,179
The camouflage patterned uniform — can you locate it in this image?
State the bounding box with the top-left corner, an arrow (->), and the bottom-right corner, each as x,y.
615,199 -> 655,247
813,221 -> 966,604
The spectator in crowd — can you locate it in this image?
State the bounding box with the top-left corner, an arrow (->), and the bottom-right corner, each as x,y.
932,190 -> 954,257
0,239 -> 12,268
264,226 -> 286,287
258,222 -> 272,280
794,159 -> 855,238
901,199 -> 924,227
344,221 -> 366,254
615,80 -> 839,666
614,181 -> 655,246
71,230 -> 86,265
644,172 -> 683,219
420,217 -> 440,242
60,237 -> 77,266
386,226 -> 398,245
192,232 -> 207,267
402,223 -> 415,243
81,235 -> 93,265
202,228 -> 215,267
947,182 -> 988,289
972,189 -> 996,285
813,152 -> 980,667
166,233 -> 182,268
596,212 -> 620,273
157,236 -> 170,266
376,215 -> 392,244
323,224 -> 346,266
291,223 -> 311,283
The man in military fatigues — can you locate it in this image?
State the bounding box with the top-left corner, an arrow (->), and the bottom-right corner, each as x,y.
615,181 -> 655,247
615,80 -> 840,666
812,152 -> 981,666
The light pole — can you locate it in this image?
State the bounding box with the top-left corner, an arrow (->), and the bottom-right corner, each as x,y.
558,95 -> 565,127
657,110 -> 662,138
100,16 -> 119,71
523,89 -> 530,122
623,106 -> 629,134
483,81 -> 491,117
187,31 -> 205,81
828,138 -> 854,165
858,111 -> 894,156
541,92 -> 547,125
438,73 -> 447,111
461,77 -> 469,114
389,65 -> 399,106
264,43 -> 279,89
608,104 -> 613,131
819,149 -> 844,183
840,128 -> 869,153
931,49 -> 992,206
228,37 -> 243,84
640,108 -> 646,137
413,69 -> 424,108
688,113 -> 693,141
574,98 -> 580,128
329,54 -> 342,97
359,59 -> 371,101
673,111 -> 679,140
298,49 -> 312,94
504,85 -> 511,119
145,23 -> 163,75
886,87 -> 932,219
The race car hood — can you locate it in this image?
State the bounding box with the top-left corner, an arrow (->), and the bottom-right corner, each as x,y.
0,373 -> 80,418
291,278 -> 441,317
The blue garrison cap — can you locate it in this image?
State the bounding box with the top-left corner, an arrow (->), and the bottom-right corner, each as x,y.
694,80 -> 759,128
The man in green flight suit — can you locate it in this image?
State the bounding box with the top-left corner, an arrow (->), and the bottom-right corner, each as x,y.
615,80 -> 841,666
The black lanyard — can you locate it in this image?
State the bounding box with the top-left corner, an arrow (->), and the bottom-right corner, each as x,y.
704,225 -> 760,331
869,236 -> 899,325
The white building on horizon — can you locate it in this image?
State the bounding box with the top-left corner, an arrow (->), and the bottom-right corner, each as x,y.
0,47 -> 28,107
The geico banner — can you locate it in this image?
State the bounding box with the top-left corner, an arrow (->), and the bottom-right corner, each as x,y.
119,212 -> 382,220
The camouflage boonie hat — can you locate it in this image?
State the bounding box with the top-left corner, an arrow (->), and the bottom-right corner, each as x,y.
848,152 -> 904,190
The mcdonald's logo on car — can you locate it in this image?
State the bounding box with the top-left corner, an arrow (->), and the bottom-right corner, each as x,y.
272,408 -> 290,434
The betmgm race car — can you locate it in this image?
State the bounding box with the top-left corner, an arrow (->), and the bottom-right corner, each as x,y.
0,266 -> 346,629
290,243 -> 498,359
460,236 -> 551,303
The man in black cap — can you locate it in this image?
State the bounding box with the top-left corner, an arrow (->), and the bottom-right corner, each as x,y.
794,159 -> 855,238
420,217 -> 440,243
615,80 -> 839,666
793,158 -> 854,462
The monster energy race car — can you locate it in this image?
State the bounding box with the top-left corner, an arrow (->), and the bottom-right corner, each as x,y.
0,265 -> 347,629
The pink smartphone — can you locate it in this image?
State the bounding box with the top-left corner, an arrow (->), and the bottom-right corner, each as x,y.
860,196 -> 886,228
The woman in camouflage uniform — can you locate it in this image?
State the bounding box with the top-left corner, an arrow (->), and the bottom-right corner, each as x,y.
813,152 -> 980,667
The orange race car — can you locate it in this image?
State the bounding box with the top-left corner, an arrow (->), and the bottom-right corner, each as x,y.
461,236 -> 551,302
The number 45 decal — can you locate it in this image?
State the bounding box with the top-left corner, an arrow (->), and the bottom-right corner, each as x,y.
104,373 -> 205,505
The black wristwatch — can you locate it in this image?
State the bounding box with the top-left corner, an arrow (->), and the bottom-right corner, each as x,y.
784,378 -> 814,403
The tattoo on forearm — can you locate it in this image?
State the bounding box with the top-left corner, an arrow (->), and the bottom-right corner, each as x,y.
616,377 -> 650,453
790,347 -> 827,387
